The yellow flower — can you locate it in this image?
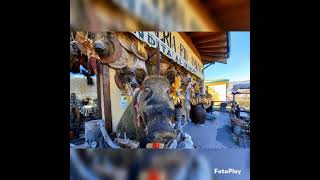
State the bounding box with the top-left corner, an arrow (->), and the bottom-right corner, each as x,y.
170,76 -> 185,105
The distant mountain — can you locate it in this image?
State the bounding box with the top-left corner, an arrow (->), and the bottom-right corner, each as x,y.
229,80 -> 250,85
228,80 -> 250,91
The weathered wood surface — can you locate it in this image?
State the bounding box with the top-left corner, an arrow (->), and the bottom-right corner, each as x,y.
101,64 -> 113,132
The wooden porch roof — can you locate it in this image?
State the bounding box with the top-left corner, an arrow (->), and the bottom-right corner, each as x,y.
184,32 -> 230,65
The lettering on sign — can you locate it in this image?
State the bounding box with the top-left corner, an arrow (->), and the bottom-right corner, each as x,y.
132,32 -> 204,79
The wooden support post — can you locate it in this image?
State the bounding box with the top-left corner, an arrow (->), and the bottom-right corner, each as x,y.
96,62 -> 102,119
97,62 -> 113,133
102,64 -> 113,133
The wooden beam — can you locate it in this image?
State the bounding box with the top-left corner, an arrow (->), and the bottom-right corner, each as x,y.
187,32 -> 223,38
202,57 -> 226,62
193,34 -> 227,45
198,48 -> 227,53
214,59 -> 227,64
201,55 -> 227,60
193,34 -> 224,42
198,46 -> 227,50
101,64 -> 113,133
202,59 -> 227,64
197,41 -> 227,48
96,62 -> 102,120
201,52 -> 228,57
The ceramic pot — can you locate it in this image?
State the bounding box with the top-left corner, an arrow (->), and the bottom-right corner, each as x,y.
190,104 -> 206,124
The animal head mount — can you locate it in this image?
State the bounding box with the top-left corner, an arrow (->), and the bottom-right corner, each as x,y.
115,67 -> 147,92
92,32 -> 114,57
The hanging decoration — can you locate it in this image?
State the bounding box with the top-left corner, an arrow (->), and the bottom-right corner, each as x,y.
107,47 -> 128,69
75,32 -> 100,61
97,33 -> 121,64
118,33 -> 133,52
190,76 -> 204,106
131,40 -> 148,60
169,76 -> 185,105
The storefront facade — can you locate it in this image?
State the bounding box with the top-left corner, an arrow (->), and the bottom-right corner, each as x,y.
70,31 -> 230,136
108,32 -> 205,132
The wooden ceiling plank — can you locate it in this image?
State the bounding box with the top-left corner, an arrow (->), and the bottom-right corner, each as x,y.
198,48 -> 227,53
201,55 -> 226,61
201,52 -> 228,56
187,32 -> 222,38
197,41 -> 227,48
201,58 -> 227,65
193,34 -> 227,45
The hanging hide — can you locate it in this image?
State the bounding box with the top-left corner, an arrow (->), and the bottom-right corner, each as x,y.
75,32 -> 100,61
118,33 -> 133,52
87,56 -> 97,74
107,47 -> 128,69
131,41 -> 148,60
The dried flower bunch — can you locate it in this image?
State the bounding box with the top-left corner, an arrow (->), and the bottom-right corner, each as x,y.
169,76 -> 185,105
75,32 -> 100,60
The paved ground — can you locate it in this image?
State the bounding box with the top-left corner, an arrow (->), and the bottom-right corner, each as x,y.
71,111 -> 250,149
183,111 -> 249,149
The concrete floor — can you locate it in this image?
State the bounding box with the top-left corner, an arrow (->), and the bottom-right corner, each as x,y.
183,111 -> 249,149
71,111 -> 250,149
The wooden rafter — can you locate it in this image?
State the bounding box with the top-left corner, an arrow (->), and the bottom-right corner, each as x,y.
198,48 -> 227,53
193,34 -> 227,45
197,41 -> 227,48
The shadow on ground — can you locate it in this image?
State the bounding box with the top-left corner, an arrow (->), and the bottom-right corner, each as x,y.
216,125 -> 239,148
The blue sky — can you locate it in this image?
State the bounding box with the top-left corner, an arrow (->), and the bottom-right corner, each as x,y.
204,32 -> 250,82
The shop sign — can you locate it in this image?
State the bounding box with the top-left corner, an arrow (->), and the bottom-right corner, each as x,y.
131,32 -> 204,79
